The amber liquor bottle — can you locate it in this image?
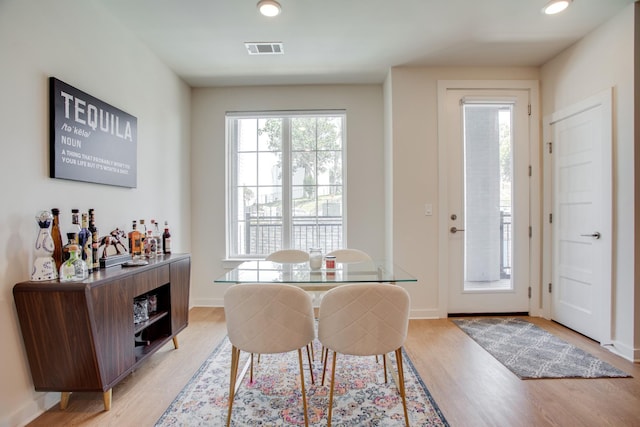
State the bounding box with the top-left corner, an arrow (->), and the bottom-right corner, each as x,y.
128,220 -> 143,257
50,208 -> 64,271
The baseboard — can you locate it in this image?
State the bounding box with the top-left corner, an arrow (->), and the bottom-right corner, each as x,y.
4,390 -> 59,427
409,308 -> 441,319
605,340 -> 638,363
192,297 -> 224,307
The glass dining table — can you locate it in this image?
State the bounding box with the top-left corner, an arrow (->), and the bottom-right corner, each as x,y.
214,259 -> 417,289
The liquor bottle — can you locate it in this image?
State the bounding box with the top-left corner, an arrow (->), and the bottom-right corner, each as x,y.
162,221 -> 171,254
88,209 -> 100,271
62,232 -> 79,262
128,220 -> 143,257
144,230 -> 157,258
151,219 -> 163,255
51,208 -> 64,271
139,219 -> 147,248
70,209 -> 81,244
59,244 -> 88,282
78,213 -> 93,274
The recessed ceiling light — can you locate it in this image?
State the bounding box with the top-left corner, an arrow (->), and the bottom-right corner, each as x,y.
257,0 -> 281,17
542,0 -> 572,15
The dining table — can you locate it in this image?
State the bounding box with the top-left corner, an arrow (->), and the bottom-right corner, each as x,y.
214,259 -> 417,288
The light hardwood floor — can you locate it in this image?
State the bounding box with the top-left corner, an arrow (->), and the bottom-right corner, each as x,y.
26,308 -> 640,426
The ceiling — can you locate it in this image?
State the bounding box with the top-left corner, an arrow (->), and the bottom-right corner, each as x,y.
96,0 -> 633,87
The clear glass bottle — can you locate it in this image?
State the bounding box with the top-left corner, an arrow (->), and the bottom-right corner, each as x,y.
151,219 -> 163,255
59,244 -> 88,282
62,232 -> 78,262
144,230 -> 157,258
78,213 -> 93,274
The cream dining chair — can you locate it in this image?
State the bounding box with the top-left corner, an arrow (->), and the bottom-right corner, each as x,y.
223,283 -> 316,427
318,283 -> 411,427
265,249 -> 310,263
325,248 -> 372,263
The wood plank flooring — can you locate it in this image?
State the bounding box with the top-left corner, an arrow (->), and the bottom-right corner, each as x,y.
26,308 -> 640,426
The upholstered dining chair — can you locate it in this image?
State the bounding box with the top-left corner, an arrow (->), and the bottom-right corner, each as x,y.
223,283 -> 316,427
318,283 -> 411,427
325,248 -> 372,263
265,249 -> 310,263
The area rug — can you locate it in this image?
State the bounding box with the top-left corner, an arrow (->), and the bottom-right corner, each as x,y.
155,336 -> 449,426
452,317 -> 631,379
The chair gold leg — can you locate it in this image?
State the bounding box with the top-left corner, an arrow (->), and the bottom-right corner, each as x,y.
227,346 -> 241,427
305,344 -> 315,384
383,353 -> 388,383
395,348 -> 410,427
321,347 -> 330,386
327,351 -> 338,427
297,349 -> 310,427
250,353 -> 254,383
172,336 -> 179,349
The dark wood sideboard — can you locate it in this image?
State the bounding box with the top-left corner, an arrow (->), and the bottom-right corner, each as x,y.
13,253 -> 191,411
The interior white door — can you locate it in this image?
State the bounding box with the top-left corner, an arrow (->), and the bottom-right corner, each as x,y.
444,89 -> 531,313
550,90 -> 612,343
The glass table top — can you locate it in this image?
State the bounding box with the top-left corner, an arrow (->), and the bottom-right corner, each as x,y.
214,260 -> 416,288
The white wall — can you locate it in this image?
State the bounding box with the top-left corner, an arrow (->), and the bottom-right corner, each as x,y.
541,3 -> 637,360
190,85 -> 385,307
0,1 -> 191,425
387,67 -> 540,318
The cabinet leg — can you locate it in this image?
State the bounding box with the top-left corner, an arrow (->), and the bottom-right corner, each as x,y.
103,389 -> 112,411
172,336 -> 179,349
60,392 -> 70,410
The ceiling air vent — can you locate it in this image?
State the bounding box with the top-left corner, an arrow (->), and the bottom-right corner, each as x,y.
245,42 -> 284,55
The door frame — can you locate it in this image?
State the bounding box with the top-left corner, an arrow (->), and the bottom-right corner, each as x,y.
541,88 -> 613,344
436,80 -> 541,317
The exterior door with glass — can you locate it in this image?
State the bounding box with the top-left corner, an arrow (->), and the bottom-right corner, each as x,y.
442,88 -> 531,314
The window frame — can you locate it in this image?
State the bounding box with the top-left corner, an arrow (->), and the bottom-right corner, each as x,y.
225,110 -> 347,260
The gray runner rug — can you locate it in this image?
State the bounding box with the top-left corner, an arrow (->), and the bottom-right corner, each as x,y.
452,317 -> 631,379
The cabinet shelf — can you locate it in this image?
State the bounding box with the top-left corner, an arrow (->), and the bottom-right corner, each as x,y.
134,310 -> 169,334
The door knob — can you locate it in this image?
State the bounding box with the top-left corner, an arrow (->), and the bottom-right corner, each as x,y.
450,226 -> 465,234
580,232 -> 601,239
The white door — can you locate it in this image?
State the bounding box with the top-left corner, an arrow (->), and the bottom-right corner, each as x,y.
549,89 -> 612,343
443,89 -> 531,313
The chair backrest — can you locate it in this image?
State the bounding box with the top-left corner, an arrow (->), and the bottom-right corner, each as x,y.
224,283 -> 315,354
318,283 -> 410,356
265,249 -> 310,263
325,248 -> 372,264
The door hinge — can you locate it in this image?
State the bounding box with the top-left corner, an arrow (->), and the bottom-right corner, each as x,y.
529,226 -> 532,238
547,142 -> 553,154
549,213 -> 553,223
528,104 -> 531,116
548,283 -> 552,293
528,165 -> 532,177
528,287 -> 532,298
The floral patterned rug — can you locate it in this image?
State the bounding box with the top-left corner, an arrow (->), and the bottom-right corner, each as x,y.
155,336 -> 449,426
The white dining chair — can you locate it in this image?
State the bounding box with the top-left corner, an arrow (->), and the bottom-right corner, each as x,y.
318,283 -> 411,427
325,248 -> 372,263
265,249 -> 310,263
224,283 -> 316,427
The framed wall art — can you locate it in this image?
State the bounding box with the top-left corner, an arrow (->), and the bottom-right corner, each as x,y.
49,77 -> 137,188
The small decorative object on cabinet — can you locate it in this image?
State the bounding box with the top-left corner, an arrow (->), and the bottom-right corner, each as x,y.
13,254 -> 191,411
31,210 -> 58,281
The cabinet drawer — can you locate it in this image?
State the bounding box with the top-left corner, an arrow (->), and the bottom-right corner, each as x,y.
133,265 -> 170,296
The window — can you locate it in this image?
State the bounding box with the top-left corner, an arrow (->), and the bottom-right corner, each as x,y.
226,111 -> 345,258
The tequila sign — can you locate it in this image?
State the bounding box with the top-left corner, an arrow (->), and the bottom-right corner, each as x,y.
49,77 -> 137,188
